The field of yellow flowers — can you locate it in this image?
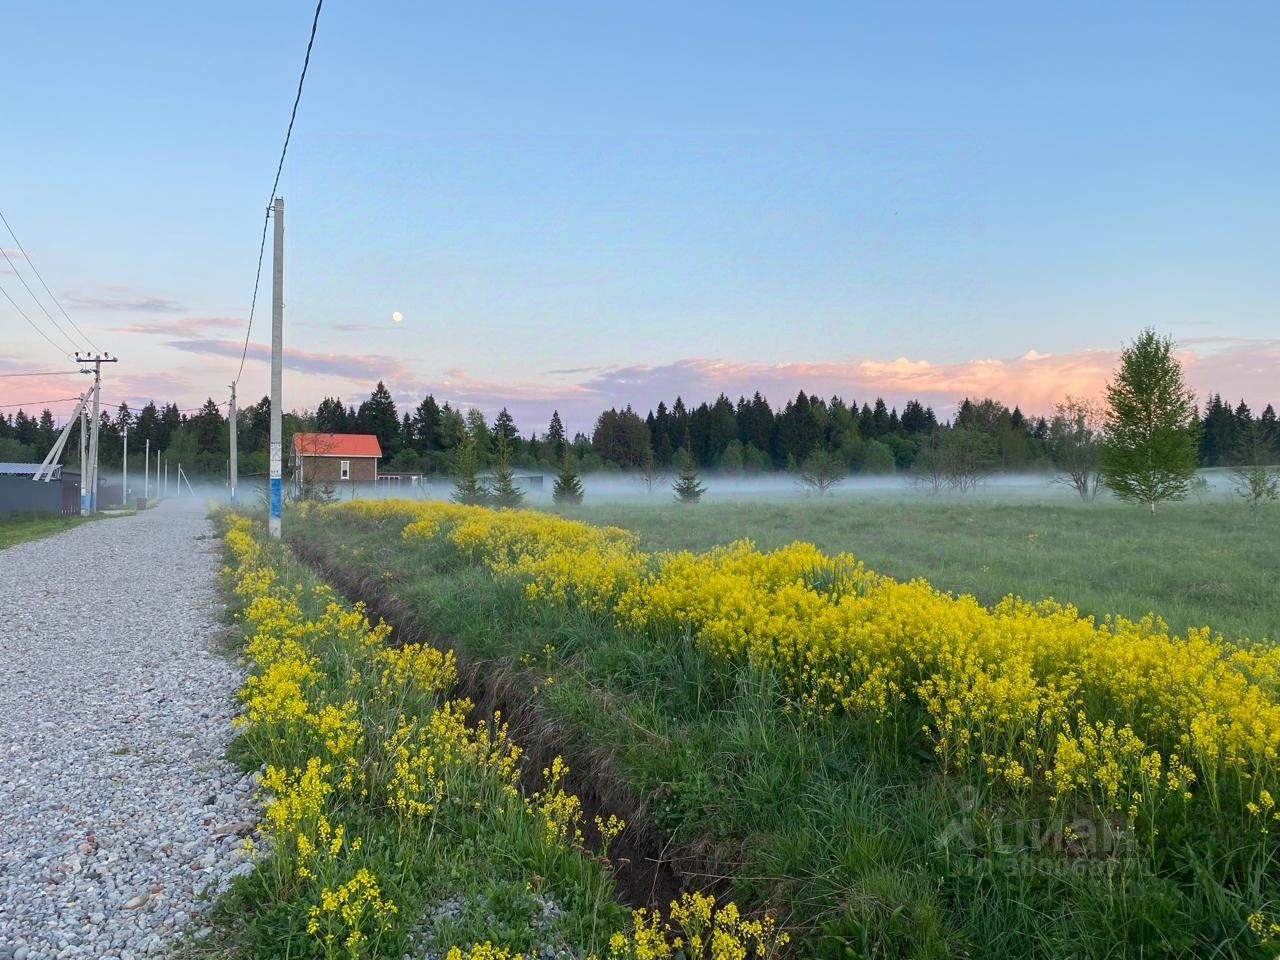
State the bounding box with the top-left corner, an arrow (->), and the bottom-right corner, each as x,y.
211,513 -> 787,960
288,498 -> 1280,959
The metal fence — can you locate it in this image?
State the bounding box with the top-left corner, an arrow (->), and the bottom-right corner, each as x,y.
0,475 -> 82,518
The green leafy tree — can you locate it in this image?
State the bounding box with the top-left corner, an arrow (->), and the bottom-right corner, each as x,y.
1231,421 -> 1279,509
489,435 -> 524,508
552,451 -> 584,506
1100,329 -> 1200,513
672,448 -> 706,504
450,435 -> 489,505
798,447 -> 845,495
1047,397 -> 1104,501
857,438 -> 897,475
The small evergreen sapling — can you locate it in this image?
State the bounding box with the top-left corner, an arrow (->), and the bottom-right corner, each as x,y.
552,452 -> 584,506
451,436 -> 489,506
489,435 -> 525,508
672,449 -> 706,504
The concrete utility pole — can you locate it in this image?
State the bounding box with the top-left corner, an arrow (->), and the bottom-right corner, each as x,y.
164,458 -> 168,498
122,425 -> 128,507
155,449 -> 160,499
144,438 -> 150,500
76,353 -> 118,513
228,381 -> 238,507
268,196 -> 284,539
79,401 -> 88,512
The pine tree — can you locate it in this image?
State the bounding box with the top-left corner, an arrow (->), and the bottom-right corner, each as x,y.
672,448 -> 706,504
546,410 -> 566,460
489,435 -> 524,508
552,451 -> 584,506
1099,329 -> 1200,513
411,395 -> 442,452
492,407 -> 519,448
450,436 -> 489,505
360,382 -> 400,456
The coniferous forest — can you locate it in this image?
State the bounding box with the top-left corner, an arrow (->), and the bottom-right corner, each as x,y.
1,379 -> 1275,481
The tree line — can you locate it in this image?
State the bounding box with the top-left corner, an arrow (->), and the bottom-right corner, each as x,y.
1,344 -> 1276,496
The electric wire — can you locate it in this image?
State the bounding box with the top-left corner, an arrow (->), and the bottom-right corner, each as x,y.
233,0 -> 324,387
0,209 -> 101,353
0,278 -> 76,360
0,396 -> 80,409
0,244 -> 83,353
0,370 -> 82,378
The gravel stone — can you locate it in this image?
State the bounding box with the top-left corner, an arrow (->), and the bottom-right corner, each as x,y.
0,505 -> 254,957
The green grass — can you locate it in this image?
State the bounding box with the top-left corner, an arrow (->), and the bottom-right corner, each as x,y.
570,493 -> 1280,643
289,503 -> 1275,959
206,517 -> 628,960
0,512 -> 104,549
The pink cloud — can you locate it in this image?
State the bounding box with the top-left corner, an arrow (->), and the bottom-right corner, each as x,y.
164,338 -> 417,383
6,337 -> 1275,437
110,317 -> 243,336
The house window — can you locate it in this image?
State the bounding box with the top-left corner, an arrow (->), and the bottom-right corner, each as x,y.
340,459 -> 350,480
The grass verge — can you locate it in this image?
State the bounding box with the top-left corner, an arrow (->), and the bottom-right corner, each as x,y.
0,512 -> 103,549
208,512 -> 786,960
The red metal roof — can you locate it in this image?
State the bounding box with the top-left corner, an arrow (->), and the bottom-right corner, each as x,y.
291,432 -> 383,458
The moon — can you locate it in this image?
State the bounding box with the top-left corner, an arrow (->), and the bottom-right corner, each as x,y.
392,311 -> 403,323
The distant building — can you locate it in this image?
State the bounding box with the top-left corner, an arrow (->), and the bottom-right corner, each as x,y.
291,433 -> 382,494
0,462 -> 81,517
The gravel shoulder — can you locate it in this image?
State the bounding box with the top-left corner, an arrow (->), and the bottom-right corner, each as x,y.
0,505 -> 252,960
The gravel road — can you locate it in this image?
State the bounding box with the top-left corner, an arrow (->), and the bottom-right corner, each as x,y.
0,505 -> 254,959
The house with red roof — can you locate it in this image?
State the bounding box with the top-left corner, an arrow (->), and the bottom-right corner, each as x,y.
292,432 -> 382,492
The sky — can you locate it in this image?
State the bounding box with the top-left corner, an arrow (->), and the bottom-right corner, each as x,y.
2,1 -> 1277,434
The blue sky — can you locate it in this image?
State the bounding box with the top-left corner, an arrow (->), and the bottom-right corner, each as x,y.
2,1 -> 1277,431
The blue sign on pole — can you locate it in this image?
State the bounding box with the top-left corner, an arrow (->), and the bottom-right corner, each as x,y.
269,477 -> 282,519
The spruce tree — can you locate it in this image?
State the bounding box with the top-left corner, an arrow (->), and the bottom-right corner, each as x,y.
546,410 -> 567,460
552,451 -> 584,506
1099,329 -> 1199,513
489,435 -> 524,508
451,436 -> 489,505
672,448 -> 706,504
360,381 -> 400,456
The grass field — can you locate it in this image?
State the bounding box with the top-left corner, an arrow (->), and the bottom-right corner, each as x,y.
283,496 -> 1280,959
0,513 -> 101,550
572,494 -> 1280,644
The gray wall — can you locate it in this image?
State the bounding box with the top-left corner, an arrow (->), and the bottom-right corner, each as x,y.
0,475 -> 81,518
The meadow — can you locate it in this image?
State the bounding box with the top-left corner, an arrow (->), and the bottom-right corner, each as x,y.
572,492 -> 1280,644
282,494 -> 1280,959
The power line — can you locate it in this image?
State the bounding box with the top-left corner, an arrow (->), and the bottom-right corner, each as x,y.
0,396 -> 80,410
0,278 -> 75,360
0,244 -> 84,352
0,209 -> 101,353
0,370 -> 82,378
234,0 -> 324,387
